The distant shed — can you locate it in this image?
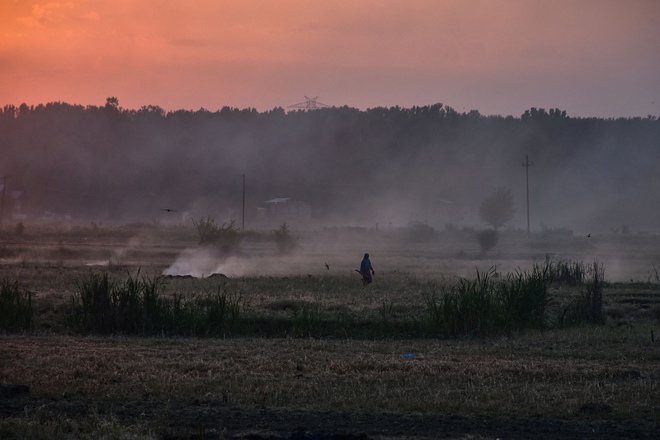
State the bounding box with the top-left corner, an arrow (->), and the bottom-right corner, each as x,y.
259,198 -> 312,224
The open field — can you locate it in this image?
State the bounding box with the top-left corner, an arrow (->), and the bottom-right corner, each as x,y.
1,223 -> 659,439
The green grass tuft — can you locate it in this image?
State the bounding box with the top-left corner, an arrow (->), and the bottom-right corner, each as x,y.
0,278 -> 33,331
69,272 -> 246,336
425,263 -> 552,337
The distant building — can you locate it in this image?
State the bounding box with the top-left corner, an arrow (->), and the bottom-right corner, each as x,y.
41,211 -> 72,222
258,198 -> 312,225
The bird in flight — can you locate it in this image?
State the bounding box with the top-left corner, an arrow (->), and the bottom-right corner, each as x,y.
325,262 -> 330,270
161,208 -> 177,212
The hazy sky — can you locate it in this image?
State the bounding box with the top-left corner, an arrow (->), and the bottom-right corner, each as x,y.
2,0 -> 659,117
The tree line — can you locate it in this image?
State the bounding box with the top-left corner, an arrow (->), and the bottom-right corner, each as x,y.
1,98 -> 659,231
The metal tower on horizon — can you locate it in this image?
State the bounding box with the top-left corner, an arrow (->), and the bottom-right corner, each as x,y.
288,96 -> 330,110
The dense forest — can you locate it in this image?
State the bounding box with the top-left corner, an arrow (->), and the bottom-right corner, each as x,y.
1,98 -> 659,233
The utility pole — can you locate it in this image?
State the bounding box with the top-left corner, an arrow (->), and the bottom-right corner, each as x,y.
522,155 -> 533,235
0,175 -> 8,229
242,173 -> 245,230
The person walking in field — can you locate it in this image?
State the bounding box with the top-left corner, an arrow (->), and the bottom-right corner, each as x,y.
359,253 -> 375,285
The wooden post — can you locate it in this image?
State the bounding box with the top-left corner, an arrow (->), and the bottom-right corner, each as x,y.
242,173 -> 245,230
0,175 -> 7,229
522,155 -> 533,235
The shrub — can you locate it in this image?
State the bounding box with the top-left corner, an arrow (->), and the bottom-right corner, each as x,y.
0,246 -> 17,258
0,279 -> 33,331
273,223 -> 296,254
476,229 -> 499,253
479,187 -> 515,229
408,221 -> 437,242
192,217 -> 241,254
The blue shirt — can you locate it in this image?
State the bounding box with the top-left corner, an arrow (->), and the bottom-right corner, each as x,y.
360,258 -> 372,274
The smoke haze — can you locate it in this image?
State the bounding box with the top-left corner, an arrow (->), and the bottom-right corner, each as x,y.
1,103 -> 659,235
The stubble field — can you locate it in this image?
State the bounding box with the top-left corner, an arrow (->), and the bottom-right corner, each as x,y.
0,223 -> 659,439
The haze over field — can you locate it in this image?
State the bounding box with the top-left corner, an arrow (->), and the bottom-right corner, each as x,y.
2,104 -> 659,235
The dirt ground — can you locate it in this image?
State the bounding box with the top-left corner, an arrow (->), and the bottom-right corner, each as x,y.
1,393 -> 658,440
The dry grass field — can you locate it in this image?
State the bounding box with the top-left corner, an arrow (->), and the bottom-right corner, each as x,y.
1,222 -> 659,439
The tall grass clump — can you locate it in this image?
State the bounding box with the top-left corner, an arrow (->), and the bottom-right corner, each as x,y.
192,288 -> 246,336
407,221 -> 437,242
71,272 -> 113,333
70,272 -> 167,334
443,270 -> 497,335
584,260 -> 605,322
476,229 -> 499,254
292,302 -> 325,337
69,272 -> 245,336
425,265 -> 552,337
559,260 -> 606,327
496,264 -> 552,331
0,279 -> 33,331
547,257 -> 586,285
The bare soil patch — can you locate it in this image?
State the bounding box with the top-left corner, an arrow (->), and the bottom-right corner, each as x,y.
1,394 -> 658,440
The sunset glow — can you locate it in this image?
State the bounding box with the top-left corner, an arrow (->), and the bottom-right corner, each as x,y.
1,0 -> 659,117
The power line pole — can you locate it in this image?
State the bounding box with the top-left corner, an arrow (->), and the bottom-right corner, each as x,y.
0,175 -> 8,229
242,173 -> 245,230
522,155 -> 533,235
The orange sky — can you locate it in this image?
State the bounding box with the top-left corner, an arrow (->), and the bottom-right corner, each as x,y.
1,0 -> 659,117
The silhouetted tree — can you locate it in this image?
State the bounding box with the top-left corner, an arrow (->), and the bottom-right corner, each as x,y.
476,229 -> 499,253
479,187 -> 515,230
